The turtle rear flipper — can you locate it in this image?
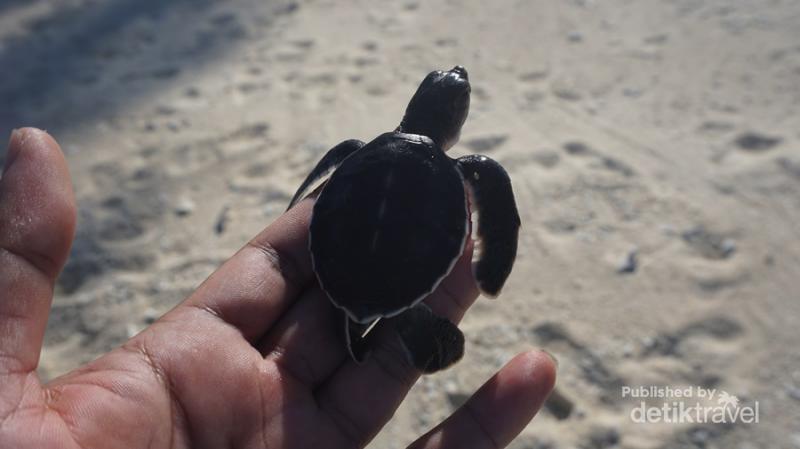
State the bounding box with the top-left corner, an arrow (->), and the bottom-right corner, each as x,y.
287,139 -> 365,210
392,303 -> 464,373
457,154 -> 521,297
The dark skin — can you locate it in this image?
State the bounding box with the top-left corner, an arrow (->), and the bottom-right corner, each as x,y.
0,128 -> 556,448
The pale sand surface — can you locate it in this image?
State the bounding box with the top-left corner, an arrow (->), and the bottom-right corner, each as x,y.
1,1 -> 799,447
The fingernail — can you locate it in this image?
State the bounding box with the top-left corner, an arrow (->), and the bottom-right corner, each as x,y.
540,348 -> 559,369
3,129 -> 21,174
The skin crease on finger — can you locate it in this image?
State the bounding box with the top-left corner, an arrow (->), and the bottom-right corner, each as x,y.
0,128 -> 556,449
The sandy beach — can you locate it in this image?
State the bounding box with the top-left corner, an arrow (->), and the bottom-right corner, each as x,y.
1,0 -> 799,447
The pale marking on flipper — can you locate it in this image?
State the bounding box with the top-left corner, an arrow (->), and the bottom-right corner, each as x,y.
287,139 -> 365,210
293,168 -> 334,205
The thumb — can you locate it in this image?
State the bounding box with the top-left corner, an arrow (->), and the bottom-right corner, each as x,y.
0,128 -> 76,375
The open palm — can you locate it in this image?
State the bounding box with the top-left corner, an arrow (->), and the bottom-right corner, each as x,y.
0,128 -> 555,449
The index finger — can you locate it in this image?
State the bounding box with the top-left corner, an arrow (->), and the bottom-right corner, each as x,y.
170,199 -> 316,343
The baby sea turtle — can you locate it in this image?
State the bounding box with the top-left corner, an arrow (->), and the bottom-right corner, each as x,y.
287,66 -> 520,373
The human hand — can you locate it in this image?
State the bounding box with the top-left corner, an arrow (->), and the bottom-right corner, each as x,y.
0,128 -> 556,448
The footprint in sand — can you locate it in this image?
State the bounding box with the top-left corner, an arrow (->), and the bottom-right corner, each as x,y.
681,225 -> 736,260
353,56 -> 379,67
243,161 -> 273,178
532,322 -> 626,405
697,120 -> 735,135
97,187 -> 164,242
531,150 -> 561,169
660,424 -> 734,449
562,141 -> 637,177
118,66 -> 180,84
641,315 -> 744,357
733,131 -> 782,152
550,78 -> 583,102
543,218 -> 579,234
598,155 -> 636,177
582,427 -> 621,449
273,34 -> 314,64
643,33 -> 669,45
97,215 -> 146,242
226,122 -> 270,140
275,51 -> 306,63
90,161 -> 125,189
290,39 -> 315,50
513,70 -> 549,111
463,134 -> 508,153
777,157 -> 800,180
544,387 -> 575,420
59,219 -> 156,294
518,70 -> 549,82
434,37 -> 458,47
563,141 -> 593,156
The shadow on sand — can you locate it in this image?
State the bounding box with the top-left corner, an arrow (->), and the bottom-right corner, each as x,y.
0,0 -> 290,293
0,0 -> 268,140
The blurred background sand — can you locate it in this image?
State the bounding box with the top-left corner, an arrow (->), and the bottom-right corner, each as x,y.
1,0 -> 799,447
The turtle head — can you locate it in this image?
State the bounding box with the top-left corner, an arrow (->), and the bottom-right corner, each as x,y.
397,66 -> 471,151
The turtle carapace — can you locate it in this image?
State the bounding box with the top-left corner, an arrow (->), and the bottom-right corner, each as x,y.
287,66 -> 520,373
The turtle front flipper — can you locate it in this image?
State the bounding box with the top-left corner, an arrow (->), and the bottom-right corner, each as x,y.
456,155 -> 521,296
287,139 -> 365,210
392,303 -> 464,373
